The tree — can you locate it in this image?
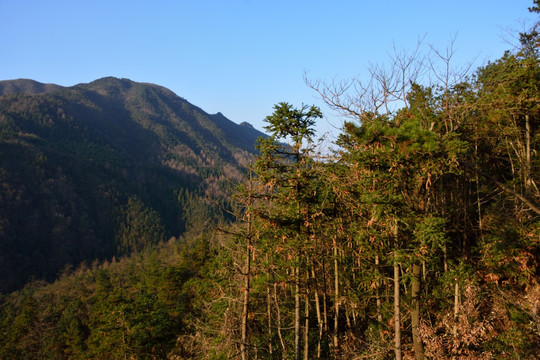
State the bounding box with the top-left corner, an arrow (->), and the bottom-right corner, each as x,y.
254,102 -> 322,360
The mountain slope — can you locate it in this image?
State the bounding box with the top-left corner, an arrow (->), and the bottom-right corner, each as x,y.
0,77 -> 265,292
0,79 -> 64,95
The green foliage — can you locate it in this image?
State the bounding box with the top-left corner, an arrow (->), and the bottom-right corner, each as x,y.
413,216 -> 447,253
115,196 -> 166,255
263,102 -> 321,145
0,238 -> 209,359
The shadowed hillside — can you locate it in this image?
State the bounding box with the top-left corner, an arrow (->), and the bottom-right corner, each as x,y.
0,77 -> 265,292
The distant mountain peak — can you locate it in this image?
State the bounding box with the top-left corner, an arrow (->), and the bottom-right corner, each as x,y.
87,76 -> 134,87
240,121 -> 255,129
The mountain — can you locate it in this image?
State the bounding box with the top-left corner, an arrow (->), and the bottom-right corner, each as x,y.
0,79 -> 64,95
0,77 -> 265,292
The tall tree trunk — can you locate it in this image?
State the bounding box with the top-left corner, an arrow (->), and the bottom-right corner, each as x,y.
525,114 -> 531,191
312,267 -> 322,359
241,245 -> 250,360
273,282 -> 287,358
241,225 -> 251,360
267,284 -> 273,356
474,138 -> 484,243
322,254 -> 329,334
411,263 -> 425,359
333,238 -> 339,351
394,261 -> 401,360
375,255 -> 382,323
393,221 -> 402,360
303,289 -> 309,360
295,265 -> 301,360
241,172 -> 254,360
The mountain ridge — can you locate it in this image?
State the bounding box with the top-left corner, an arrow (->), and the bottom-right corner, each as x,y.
0,76 -> 265,292
0,78 -> 64,95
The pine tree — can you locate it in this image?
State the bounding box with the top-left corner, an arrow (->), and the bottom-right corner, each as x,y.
253,102 -> 322,360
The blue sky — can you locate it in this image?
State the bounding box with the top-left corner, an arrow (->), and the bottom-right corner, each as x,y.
0,1 -> 537,140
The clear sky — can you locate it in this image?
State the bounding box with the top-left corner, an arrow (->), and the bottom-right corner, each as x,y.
0,1 -> 537,140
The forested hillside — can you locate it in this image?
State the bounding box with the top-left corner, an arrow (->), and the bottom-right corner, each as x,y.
224,10 -> 539,359
0,79 -> 64,96
0,4 -> 538,360
0,77 -> 264,292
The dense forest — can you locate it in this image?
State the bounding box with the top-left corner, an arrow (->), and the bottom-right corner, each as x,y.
0,3 -> 539,360
0,76 -> 264,292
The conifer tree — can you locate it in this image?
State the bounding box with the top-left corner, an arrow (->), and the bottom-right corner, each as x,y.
253,102 -> 322,360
